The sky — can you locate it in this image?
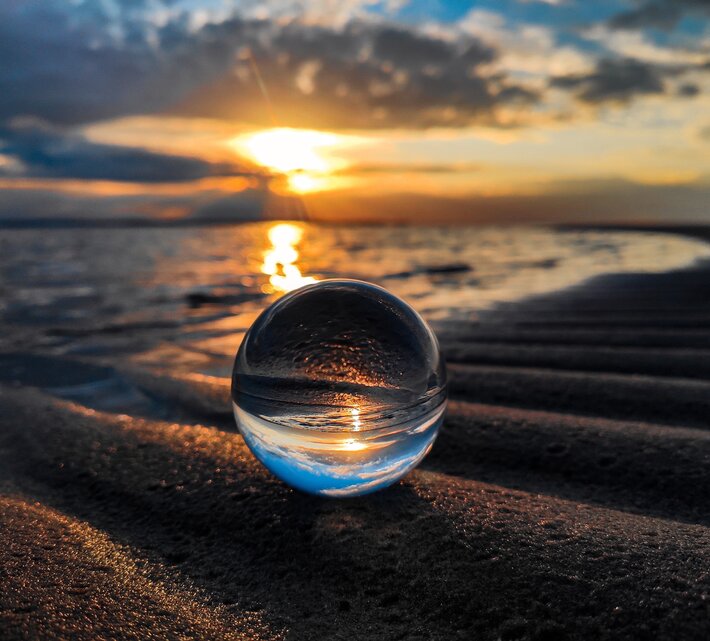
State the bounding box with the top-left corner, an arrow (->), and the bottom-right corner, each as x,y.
1,0 -> 710,224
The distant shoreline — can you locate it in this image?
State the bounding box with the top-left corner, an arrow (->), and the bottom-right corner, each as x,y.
3,216 -> 710,239
0,216 -> 265,230
555,223 -> 710,244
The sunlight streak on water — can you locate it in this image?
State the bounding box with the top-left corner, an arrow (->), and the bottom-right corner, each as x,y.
261,223 -> 317,293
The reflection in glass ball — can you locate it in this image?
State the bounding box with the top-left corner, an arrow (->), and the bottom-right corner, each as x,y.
231,280 -> 448,497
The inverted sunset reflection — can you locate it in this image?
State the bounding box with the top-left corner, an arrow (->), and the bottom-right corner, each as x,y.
351,407 -> 362,431
261,223 -> 317,293
340,407 -> 366,451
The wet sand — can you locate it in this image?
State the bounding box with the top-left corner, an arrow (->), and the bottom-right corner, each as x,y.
1,235 -> 710,640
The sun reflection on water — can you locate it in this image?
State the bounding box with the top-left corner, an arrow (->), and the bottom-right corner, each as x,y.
340,407 -> 366,451
261,223 -> 317,293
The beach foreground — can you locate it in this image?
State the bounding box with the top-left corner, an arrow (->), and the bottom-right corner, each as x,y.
1,231 -> 710,640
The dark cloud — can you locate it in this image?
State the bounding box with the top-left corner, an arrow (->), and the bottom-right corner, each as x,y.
551,58 -> 665,103
0,185 -> 302,225
372,26 -> 459,69
338,162 -> 482,175
609,0 -> 710,31
303,178 -> 710,224
678,83 -> 701,97
176,20 -> 535,129
189,190 -> 306,222
0,1 -> 252,126
0,2 -> 535,131
0,121 -> 251,183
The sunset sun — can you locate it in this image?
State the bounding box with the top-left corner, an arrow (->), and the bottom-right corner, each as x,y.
230,127 -> 363,193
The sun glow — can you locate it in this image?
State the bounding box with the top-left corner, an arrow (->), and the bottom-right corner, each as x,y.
261,223 -> 317,293
288,172 -> 320,193
231,127 -> 363,193
237,128 -> 341,174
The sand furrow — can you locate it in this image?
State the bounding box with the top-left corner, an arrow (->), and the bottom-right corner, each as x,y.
439,327 -> 710,349
427,401 -> 710,525
1,386 -> 708,640
442,342 -> 710,379
448,363 -> 710,428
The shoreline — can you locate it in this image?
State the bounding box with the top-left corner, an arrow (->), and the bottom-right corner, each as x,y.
2,217 -> 710,236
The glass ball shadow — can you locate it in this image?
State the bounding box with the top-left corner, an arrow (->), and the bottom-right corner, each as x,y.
231,279 -> 447,497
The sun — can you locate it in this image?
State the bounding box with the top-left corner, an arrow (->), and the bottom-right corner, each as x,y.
288,173 -> 321,193
230,127 -> 363,193
235,128 -> 342,174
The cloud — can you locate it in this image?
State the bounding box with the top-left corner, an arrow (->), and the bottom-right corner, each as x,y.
551,58 -> 666,103
609,0 -> 710,31
583,25 -> 709,66
678,83 -> 701,97
220,0 -> 405,27
338,162 -> 482,175
459,9 -> 592,77
0,120 -> 252,183
0,1 -> 228,125
0,184 -> 300,224
175,20 -> 537,129
0,1 -> 536,131
302,177 -> 710,224
564,25 -> 710,105
8,1 -> 706,134
371,25 -> 462,69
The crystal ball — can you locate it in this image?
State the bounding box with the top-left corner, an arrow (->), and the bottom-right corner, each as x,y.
231,279 -> 447,497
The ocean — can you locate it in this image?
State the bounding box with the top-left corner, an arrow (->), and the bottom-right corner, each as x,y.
1,223 -> 709,391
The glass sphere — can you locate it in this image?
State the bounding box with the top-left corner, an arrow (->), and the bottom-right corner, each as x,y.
231,279 -> 447,497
